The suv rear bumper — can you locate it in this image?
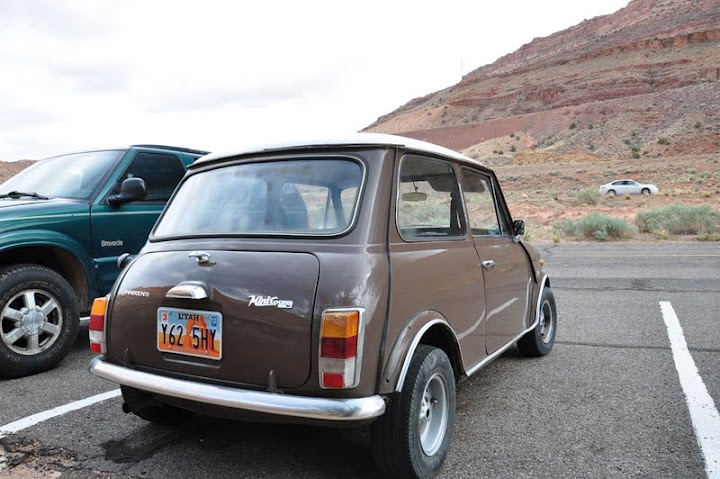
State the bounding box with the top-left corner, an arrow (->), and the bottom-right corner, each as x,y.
89,356 -> 386,422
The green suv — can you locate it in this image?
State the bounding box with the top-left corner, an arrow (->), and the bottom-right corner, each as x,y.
0,144 -> 207,377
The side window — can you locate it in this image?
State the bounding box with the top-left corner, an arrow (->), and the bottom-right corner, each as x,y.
397,156 -> 466,240
341,187 -> 358,222
115,152 -> 185,202
294,184 -> 330,230
461,169 -> 502,236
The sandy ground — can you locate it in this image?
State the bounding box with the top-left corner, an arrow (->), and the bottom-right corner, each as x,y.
491,152 -> 720,240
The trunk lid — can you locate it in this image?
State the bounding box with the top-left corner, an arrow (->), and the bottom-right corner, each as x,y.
108,249 -> 319,389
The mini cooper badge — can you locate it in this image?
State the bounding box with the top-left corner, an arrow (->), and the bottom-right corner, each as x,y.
248,295 -> 293,309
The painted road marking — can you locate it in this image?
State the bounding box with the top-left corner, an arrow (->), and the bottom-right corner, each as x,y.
0,389 -> 121,439
660,301 -> 720,479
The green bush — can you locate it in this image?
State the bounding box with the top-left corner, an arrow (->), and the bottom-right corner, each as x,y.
635,202 -> 720,235
575,187 -> 601,205
556,213 -> 636,241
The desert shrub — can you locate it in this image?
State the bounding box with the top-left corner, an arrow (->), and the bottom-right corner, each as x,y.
697,233 -> 720,242
556,213 -> 636,240
569,122 -> 577,130
575,187 -> 601,205
635,202 -> 720,235
658,137 -> 670,145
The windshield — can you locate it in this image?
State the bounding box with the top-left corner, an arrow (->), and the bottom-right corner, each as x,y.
0,150 -> 124,200
154,158 -> 364,238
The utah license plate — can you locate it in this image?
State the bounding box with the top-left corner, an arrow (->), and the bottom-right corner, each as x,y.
157,307 -> 222,360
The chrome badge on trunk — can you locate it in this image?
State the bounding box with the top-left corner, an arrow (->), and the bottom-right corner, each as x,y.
248,295 -> 293,309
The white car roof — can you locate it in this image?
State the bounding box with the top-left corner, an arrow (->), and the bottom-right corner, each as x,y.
195,133 -> 481,166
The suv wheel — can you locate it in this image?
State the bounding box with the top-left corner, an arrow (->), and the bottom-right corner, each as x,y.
371,345 -> 456,478
518,287 -> 557,357
0,264 -> 80,378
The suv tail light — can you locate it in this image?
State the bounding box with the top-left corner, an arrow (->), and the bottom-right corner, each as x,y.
319,309 -> 364,389
89,296 -> 109,354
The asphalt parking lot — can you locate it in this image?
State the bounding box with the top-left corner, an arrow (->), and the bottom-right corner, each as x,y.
1,242 -> 718,478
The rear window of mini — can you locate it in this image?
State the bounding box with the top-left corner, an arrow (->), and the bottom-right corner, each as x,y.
152,156 -> 365,238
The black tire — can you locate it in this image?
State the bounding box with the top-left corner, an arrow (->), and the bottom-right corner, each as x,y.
642,188 -> 650,195
121,386 -> 193,426
0,264 -> 79,378
371,345 -> 456,479
606,189 -> 616,196
518,287 -> 557,357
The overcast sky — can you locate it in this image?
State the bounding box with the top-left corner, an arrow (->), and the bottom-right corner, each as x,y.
0,0 -> 630,161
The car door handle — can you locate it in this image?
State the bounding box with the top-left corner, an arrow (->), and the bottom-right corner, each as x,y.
166,281 -> 209,299
481,260 -> 496,269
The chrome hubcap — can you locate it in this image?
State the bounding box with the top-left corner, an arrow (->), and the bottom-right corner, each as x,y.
418,373 -> 449,456
539,299 -> 554,344
1,289 -> 63,355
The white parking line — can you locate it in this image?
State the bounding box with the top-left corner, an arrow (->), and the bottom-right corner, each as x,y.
660,301 -> 720,479
0,389 -> 121,439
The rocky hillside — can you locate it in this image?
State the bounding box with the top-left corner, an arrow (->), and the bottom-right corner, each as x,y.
0,160 -> 34,183
365,0 -> 720,163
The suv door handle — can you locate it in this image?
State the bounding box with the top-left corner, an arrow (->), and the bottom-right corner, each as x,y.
481,260 -> 496,269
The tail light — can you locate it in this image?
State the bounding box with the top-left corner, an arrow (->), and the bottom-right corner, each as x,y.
89,296 -> 109,354
319,309 -> 364,389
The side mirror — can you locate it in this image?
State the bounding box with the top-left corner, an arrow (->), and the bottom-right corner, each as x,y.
117,253 -> 136,269
108,178 -> 147,206
513,219 -> 525,237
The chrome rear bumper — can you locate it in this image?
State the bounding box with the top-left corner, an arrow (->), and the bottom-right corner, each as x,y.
89,356 -> 386,422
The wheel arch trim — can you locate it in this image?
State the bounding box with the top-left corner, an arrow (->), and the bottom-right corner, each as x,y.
393,317 -> 461,392
0,231 -> 98,309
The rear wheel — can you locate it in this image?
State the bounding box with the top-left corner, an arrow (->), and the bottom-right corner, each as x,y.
642,188 -> 650,195
0,264 -> 79,378
121,386 -> 193,426
371,345 -> 456,478
518,287 -> 557,357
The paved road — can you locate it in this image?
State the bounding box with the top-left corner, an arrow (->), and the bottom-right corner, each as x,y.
1,242 -> 718,478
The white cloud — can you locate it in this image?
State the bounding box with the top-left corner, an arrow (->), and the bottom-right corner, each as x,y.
0,0 -> 629,160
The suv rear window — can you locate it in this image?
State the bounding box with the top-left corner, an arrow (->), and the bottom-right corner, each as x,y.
153,158 -> 364,237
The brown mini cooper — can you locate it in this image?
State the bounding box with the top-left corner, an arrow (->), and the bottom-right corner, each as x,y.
89,134 -> 556,478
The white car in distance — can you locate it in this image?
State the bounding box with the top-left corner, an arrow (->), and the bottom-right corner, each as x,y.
599,179 -> 659,196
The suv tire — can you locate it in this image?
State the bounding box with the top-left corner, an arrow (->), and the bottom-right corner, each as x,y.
0,264 -> 79,378
518,287 -> 557,357
371,345 -> 456,479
